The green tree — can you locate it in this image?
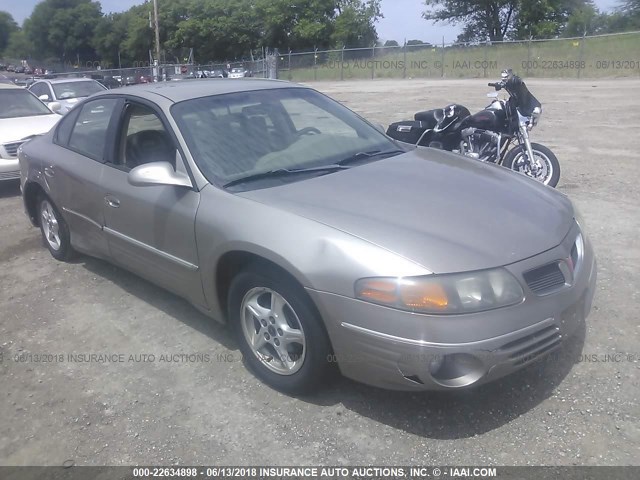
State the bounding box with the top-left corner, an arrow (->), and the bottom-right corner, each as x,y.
331,0 -> 383,48
423,1 -> 519,42
423,0 -> 608,42
0,11 -> 18,54
4,30 -> 31,60
618,0 -> 640,28
256,0 -> 336,51
24,0 -> 103,61
384,40 -> 399,47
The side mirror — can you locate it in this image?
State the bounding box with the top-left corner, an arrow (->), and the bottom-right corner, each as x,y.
128,161 -> 192,188
49,102 -> 62,113
39,94 -> 50,101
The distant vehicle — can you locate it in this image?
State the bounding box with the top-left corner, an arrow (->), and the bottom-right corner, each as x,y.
14,66 -> 25,74
0,83 -> 61,182
0,64 -> 7,71
210,69 -> 228,78
28,78 -> 107,114
97,76 -> 121,89
228,68 -> 246,79
7,65 -> 16,72
124,72 -> 153,86
24,67 -> 33,75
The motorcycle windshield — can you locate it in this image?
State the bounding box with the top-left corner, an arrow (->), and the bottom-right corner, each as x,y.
506,77 -> 541,117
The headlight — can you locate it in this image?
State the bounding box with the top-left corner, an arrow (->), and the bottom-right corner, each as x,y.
355,268 -> 524,315
573,204 -> 587,234
531,106 -> 542,127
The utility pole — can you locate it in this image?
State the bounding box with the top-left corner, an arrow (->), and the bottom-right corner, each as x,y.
153,0 -> 161,79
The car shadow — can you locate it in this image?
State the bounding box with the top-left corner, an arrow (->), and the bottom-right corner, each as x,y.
0,179 -> 20,198
304,320 -> 586,440
78,255 -> 237,351
76,252 -> 585,439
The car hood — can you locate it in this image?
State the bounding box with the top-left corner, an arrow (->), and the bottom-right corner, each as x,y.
0,114 -> 60,143
238,148 -> 574,273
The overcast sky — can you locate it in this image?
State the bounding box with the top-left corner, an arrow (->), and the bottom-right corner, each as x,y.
0,0 -> 623,45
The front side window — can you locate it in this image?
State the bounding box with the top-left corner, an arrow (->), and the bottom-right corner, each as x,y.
0,89 -> 52,119
171,88 -> 397,188
52,80 -> 106,100
112,103 -> 175,171
68,99 -> 119,161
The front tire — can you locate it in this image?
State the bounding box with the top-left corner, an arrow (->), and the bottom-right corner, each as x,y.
38,196 -> 74,261
503,142 -> 560,188
228,266 -> 334,394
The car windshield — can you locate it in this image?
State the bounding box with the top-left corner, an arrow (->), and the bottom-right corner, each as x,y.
52,80 -> 105,100
0,89 -> 52,119
171,88 -> 399,189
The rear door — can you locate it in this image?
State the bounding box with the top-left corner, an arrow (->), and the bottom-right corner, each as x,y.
100,99 -> 204,304
46,97 -> 122,257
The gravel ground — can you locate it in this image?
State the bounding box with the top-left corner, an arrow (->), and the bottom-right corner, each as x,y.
0,79 -> 638,467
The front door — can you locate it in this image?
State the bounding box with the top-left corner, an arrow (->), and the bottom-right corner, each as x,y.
100,101 -> 203,304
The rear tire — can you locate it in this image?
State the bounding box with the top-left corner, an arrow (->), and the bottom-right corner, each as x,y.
38,195 -> 75,261
228,266 -> 334,394
503,143 -> 560,188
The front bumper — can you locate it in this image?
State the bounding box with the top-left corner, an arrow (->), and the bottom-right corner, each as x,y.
308,224 -> 597,391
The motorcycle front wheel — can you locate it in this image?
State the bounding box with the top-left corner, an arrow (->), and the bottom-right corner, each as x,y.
503,143 -> 560,188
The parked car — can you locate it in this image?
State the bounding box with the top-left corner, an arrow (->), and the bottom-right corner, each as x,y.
228,68 -> 246,79
0,63 -> 7,71
28,78 -> 107,114
0,84 -> 61,182
210,69 -> 228,78
92,75 -> 121,90
19,79 -> 596,394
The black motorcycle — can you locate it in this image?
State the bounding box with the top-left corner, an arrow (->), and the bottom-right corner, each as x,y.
386,70 -> 560,187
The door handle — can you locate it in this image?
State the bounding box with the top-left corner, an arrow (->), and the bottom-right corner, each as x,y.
104,195 -> 120,208
44,166 -> 54,178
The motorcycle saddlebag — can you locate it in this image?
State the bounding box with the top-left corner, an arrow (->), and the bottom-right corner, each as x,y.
386,120 -> 429,144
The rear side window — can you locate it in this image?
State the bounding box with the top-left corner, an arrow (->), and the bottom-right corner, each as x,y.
68,99 -> 119,161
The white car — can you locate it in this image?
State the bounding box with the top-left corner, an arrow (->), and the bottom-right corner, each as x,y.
28,78 -> 106,114
0,84 -> 61,182
228,68 -> 246,79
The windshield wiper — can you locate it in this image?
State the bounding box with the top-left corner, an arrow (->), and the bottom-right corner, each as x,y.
223,164 -> 349,188
337,149 -> 405,166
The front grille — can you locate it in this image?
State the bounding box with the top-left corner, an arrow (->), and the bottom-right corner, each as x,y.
2,142 -> 23,158
523,262 -> 566,295
0,171 -> 20,180
497,325 -> 562,366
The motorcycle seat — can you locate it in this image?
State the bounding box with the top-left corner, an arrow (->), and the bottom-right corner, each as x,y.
413,109 -> 441,127
414,104 -> 470,127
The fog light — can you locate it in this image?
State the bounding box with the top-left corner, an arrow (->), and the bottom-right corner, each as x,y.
429,353 -> 486,388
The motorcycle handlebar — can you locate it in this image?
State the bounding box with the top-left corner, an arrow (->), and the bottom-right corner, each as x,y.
488,82 -> 503,90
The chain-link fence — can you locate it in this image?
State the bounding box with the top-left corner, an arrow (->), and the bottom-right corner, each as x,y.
276,31 -> 640,81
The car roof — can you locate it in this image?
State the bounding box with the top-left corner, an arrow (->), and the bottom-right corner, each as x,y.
98,78 -> 304,103
39,78 -> 101,84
